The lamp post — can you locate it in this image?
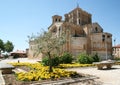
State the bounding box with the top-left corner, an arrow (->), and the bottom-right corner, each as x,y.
106,37 -> 108,60
113,38 -> 116,58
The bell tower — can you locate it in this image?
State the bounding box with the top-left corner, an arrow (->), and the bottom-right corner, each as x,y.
64,6 -> 92,25
52,15 -> 62,23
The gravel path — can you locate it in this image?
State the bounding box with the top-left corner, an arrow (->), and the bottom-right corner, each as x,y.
67,65 -> 120,85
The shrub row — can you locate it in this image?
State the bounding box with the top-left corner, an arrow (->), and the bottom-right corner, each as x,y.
78,53 -> 100,64
42,52 -> 73,66
42,52 -> 100,66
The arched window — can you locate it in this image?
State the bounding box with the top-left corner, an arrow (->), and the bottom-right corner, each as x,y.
102,35 -> 105,42
55,19 -> 57,22
59,19 -> 61,22
95,27 -> 98,32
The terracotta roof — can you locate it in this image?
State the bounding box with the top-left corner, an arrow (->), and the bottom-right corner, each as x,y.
113,44 -> 120,48
10,50 -> 26,54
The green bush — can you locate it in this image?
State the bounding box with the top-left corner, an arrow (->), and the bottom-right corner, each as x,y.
88,55 -> 94,63
92,53 -> 100,62
59,52 -> 73,64
41,56 -> 60,66
114,57 -> 120,61
41,57 -> 49,66
78,53 -> 93,64
52,56 -> 60,66
13,54 -> 19,59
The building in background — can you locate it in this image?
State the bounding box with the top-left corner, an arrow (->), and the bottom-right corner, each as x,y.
10,50 -> 28,58
113,44 -> 120,58
29,6 -> 112,60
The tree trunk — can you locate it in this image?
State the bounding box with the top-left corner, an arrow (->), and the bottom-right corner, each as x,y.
48,52 -> 53,72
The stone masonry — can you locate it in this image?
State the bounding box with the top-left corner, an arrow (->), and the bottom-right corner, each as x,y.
28,6 -> 112,60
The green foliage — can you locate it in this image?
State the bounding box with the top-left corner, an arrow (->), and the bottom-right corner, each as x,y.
29,32 -> 66,57
0,39 -> 14,56
59,52 -> 73,64
42,56 -> 60,66
29,31 -> 66,72
13,54 -> 19,59
114,57 -> 120,61
0,39 -> 4,51
4,40 -> 14,53
92,53 -> 100,62
52,56 -> 60,66
41,57 -> 49,66
78,53 -> 94,64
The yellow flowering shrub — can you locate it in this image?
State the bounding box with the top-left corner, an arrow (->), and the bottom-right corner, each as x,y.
10,62 -> 79,81
59,63 -> 95,68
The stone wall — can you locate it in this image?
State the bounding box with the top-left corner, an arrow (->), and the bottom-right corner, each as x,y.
28,7 -> 113,60
70,37 -> 87,56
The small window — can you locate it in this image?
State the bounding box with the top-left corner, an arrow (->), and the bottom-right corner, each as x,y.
95,27 -> 98,32
102,35 -> 105,41
59,19 -> 61,22
107,35 -> 110,38
55,19 -> 57,22
102,35 -> 105,37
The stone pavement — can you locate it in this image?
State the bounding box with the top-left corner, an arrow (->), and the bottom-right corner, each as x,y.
0,58 -> 39,63
67,65 -> 120,85
1,58 -> 120,85
0,58 -> 38,85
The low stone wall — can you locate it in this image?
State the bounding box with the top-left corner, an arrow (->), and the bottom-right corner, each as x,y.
30,76 -> 99,85
0,63 -> 15,74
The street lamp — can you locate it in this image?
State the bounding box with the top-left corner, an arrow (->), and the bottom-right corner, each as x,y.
105,36 -> 108,60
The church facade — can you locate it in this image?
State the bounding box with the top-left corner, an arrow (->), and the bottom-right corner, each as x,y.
29,6 -> 113,60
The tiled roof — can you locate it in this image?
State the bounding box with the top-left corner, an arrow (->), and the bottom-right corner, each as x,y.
10,50 -> 26,54
113,44 -> 120,48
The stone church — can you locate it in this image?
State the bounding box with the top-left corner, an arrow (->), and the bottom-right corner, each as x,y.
29,6 -> 112,60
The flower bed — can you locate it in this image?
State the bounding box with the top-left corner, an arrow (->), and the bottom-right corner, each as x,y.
9,62 -> 81,81
59,63 -> 95,68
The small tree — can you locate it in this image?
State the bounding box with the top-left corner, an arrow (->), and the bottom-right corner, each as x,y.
29,31 -> 66,72
4,40 -> 14,53
0,39 -> 4,56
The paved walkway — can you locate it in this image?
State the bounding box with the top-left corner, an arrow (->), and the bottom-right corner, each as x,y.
0,58 -> 38,85
1,58 -> 120,85
67,65 -> 120,85
0,58 -> 39,63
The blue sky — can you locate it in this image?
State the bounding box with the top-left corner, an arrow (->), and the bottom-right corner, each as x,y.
0,0 -> 120,51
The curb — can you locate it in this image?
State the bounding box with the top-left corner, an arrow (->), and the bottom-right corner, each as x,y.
0,70 -> 5,85
30,76 -> 98,85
